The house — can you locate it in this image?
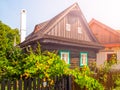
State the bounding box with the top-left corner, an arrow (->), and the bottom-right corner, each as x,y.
20,3 -> 103,68
89,19 -> 120,65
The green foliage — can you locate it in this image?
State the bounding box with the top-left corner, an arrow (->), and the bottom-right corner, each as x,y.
0,46 -> 26,80
0,21 -> 20,59
89,59 -> 120,90
22,47 -> 69,79
111,70 -> 120,90
0,21 -> 21,80
69,66 -> 104,90
23,46 -> 104,89
114,76 -> 120,90
90,62 -> 112,89
0,42 -> 104,89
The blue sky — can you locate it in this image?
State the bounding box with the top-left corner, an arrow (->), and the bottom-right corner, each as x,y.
1,0 -> 120,35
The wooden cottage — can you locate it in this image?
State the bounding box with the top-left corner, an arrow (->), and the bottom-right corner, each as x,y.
89,19 -> 120,65
20,3 -> 103,68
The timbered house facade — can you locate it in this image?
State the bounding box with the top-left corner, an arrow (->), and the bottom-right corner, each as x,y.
20,3 -> 103,68
89,19 -> 120,65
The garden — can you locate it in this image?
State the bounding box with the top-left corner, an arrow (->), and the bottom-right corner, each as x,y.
1,43 -> 120,90
1,21 -> 120,90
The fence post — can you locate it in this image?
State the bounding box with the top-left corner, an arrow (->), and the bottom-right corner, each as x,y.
33,78 -> 36,90
64,75 -> 67,90
13,80 -> 17,90
68,75 -> 72,90
1,80 -> 5,90
7,80 -> 11,90
28,78 -> 32,90
24,79 -> 27,90
54,76 -> 57,90
37,78 -> 40,90
18,79 -> 22,90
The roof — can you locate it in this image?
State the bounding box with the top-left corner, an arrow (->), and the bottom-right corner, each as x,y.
116,30 -> 120,33
89,19 -> 120,36
20,3 -> 103,49
89,18 -> 120,47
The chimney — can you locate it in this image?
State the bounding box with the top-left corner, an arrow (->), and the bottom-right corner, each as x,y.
20,9 -> 26,43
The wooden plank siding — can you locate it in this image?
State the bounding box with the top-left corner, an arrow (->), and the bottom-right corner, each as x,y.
47,14 -> 91,42
38,43 -> 97,68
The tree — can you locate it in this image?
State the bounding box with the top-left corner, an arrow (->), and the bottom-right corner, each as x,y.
0,21 -> 20,58
0,21 -> 21,79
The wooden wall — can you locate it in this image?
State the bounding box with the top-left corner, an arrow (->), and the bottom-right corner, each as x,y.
47,13 -> 91,42
39,43 -> 97,68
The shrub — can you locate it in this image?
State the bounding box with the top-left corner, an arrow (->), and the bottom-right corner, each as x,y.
0,43 -> 104,90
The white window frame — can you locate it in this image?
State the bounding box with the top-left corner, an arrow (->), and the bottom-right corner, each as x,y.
78,26 -> 82,34
66,24 -> 71,31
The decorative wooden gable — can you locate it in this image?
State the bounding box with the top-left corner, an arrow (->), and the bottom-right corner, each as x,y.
43,3 -> 96,42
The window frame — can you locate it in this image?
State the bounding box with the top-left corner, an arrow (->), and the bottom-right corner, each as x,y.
78,26 -> 82,34
80,52 -> 88,66
66,23 -> 71,31
106,53 -> 117,63
59,50 -> 70,64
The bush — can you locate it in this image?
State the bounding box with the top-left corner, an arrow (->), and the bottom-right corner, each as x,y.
0,44 -> 104,90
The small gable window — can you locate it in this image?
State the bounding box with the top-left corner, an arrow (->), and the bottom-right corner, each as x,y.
66,24 -> 71,31
78,26 -> 82,34
60,50 -> 70,64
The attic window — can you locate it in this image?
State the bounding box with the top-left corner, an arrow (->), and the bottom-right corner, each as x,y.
78,27 -> 82,33
66,24 -> 71,31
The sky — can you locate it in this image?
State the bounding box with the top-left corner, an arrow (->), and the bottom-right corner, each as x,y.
1,0 -> 120,35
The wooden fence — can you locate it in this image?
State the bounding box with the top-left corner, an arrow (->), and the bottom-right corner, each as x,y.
0,75 -> 72,90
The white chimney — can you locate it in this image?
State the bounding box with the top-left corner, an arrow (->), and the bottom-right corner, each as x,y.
20,9 -> 26,42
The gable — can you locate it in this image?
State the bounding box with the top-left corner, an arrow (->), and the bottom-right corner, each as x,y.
89,19 -> 120,44
43,4 -> 96,42
46,13 -> 91,42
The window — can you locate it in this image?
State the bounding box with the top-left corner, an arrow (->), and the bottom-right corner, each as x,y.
60,51 -> 70,64
78,27 -> 82,33
66,24 -> 71,31
80,52 -> 88,66
107,53 -> 117,63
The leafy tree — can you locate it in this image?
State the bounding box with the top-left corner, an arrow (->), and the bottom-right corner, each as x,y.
0,21 -> 20,58
0,21 -> 20,79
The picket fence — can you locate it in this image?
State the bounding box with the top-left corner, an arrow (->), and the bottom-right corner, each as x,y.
0,75 -> 72,90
